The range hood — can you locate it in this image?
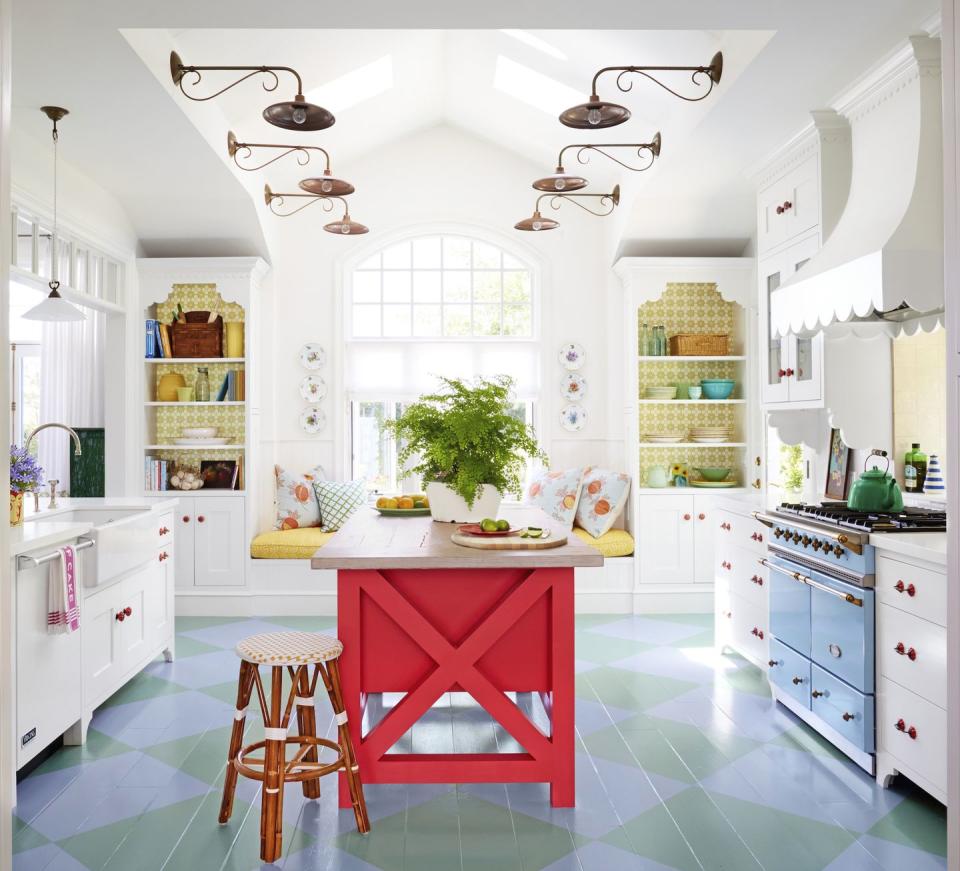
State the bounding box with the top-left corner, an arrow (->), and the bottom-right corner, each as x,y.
771,36 -> 943,337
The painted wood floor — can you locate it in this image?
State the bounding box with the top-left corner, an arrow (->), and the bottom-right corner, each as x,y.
13,614 -> 947,870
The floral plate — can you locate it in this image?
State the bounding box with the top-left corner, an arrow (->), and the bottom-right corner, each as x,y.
299,343 -> 326,369
299,406 -> 326,434
558,342 -> 585,370
299,375 -> 327,402
561,372 -> 587,401
560,404 -> 587,431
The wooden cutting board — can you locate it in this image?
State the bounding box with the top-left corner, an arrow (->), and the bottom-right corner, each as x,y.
450,531 -> 567,550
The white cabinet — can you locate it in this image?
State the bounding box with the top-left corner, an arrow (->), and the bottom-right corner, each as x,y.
175,495 -> 245,587
757,155 -> 820,255
759,234 -> 824,407
638,495 -> 716,584
83,581 -> 125,708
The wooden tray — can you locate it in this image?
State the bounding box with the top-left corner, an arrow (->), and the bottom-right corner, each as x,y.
450,531 -> 567,550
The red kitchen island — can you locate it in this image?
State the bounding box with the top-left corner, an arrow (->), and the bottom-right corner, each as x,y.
311,506 -> 603,807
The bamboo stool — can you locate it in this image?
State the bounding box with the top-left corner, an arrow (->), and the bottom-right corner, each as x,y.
218,631 -> 370,862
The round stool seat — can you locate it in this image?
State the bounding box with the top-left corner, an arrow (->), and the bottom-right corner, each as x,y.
235,631 -> 343,665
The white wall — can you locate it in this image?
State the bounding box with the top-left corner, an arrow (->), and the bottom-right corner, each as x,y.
257,124 -> 623,531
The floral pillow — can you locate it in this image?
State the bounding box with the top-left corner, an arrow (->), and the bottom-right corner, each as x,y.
575,468 -> 631,538
525,468 -> 585,529
274,464 -> 326,530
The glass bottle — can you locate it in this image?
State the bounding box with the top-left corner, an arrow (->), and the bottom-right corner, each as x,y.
912,443 -> 927,492
656,326 -> 665,356
195,366 -> 210,403
640,323 -> 649,356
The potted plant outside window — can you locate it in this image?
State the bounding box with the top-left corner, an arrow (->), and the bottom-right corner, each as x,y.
383,376 -> 547,522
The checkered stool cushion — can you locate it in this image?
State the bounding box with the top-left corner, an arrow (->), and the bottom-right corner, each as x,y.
235,631 -> 344,665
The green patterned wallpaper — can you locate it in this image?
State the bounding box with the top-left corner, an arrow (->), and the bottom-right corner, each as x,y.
638,283 -> 744,487
155,284 -> 245,324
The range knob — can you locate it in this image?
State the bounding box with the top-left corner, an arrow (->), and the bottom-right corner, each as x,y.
811,539 -> 823,551
801,535 -> 812,547
832,544 -> 844,558
791,532 -> 802,544
773,527 -> 784,539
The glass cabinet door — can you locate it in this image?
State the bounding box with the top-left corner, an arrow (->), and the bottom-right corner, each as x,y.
760,258 -> 791,403
785,252 -> 823,403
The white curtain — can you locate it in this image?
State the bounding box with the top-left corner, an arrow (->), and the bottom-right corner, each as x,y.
38,309 -> 105,493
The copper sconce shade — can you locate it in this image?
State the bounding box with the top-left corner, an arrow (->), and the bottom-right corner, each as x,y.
170,51 -> 335,131
300,170 -> 355,197
514,210 -> 560,232
515,184 -> 620,231
324,215 -> 369,235
560,52 -> 723,129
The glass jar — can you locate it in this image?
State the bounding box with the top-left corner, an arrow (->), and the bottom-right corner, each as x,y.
195,367 -> 210,402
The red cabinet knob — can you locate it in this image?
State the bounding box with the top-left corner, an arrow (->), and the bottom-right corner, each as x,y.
182,515 -> 190,523
894,642 -> 905,655
124,606 -> 132,617
751,575 -> 764,585
751,627 -> 764,639
908,725 -> 917,739
683,513 -> 691,521
894,580 -> 917,596
159,526 -> 170,536
698,513 -> 706,521
159,551 -> 168,562
115,611 -> 125,622
197,515 -> 205,523
908,647 -> 917,661
775,200 -> 793,215
785,367 -> 795,377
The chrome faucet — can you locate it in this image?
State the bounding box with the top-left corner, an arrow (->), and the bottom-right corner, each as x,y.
24,423 -> 82,511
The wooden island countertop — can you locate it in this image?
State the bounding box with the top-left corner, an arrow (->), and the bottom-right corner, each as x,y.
310,505 -> 603,570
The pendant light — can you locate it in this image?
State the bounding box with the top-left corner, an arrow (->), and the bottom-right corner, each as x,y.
515,185 -> 620,231
171,52 -> 334,131
559,53 -> 723,129
226,131 -> 355,195
532,133 -> 661,192
263,184 -> 368,233
24,107 -> 86,322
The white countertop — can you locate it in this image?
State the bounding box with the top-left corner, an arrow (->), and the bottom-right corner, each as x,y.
13,496 -> 180,558
869,532 -> 947,567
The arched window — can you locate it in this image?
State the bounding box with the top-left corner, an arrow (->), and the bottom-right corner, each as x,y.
345,232 -> 540,492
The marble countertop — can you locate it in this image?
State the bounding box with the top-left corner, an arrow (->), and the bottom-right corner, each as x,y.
869,532 -> 947,567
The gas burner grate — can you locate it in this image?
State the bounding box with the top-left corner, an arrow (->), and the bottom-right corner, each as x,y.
776,502 -> 946,532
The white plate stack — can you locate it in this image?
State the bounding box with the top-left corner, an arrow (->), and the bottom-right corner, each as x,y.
645,386 -> 678,400
689,426 -> 732,444
642,432 -> 686,444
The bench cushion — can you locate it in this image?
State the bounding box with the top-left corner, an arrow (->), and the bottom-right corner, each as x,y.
572,527 -> 634,558
250,528 -> 336,559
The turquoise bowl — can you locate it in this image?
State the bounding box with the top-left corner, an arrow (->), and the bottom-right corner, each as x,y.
700,379 -> 735,400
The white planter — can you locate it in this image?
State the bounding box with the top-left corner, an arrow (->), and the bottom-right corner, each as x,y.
426,482 -> 502,523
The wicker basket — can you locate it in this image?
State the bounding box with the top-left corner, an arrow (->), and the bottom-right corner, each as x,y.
668,333 -> 729,356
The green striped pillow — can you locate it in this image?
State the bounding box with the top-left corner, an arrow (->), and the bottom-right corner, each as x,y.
313,480 -> 366,532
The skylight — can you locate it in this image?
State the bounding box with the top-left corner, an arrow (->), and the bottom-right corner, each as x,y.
500,30 -> 568,61
306,55 -> 393,114
493,56 -> 583,116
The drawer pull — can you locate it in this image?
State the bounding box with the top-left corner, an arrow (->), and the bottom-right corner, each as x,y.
198,515 -> 206,523
124,606 -> 132,617
683,513 -> 691,521
894,719 -> 918,740
751,575 -> 764,585
785,367 -> 795,377
115,610 -> 125,623
698,513 -> 706,521
776,200 -> 793,214
791,676 -> 803,685
159,526 -> 170,536
811,689 -> 823,698
750,627 -> 764,639
721,561 -> 732,570
159,551 -> 169,562
767,659 -> 777,668
759,559 -> 863,607
182,515 -> 190,523
842,712 -> 854,722
893,642 -> 916,660
894,580 -> 916,597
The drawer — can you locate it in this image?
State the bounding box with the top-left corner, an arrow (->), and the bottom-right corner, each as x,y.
716,543 -> 767,608
716,510 -> 767,556
715,577 -> 733,648
810,575 -> 874,694
157,511 -> 174,546
768,638 -> 811,709
810,664 -> 874,753
757,156 -> 819,254
877,676 -> 946,793
730,592 -> 768,664
768,556 -> 810,657
877,555 -> 946,627
877,603 -> 946,707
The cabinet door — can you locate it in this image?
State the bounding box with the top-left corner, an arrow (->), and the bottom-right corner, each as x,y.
692,496 -> 716,584
638,496 -> 695,584
175,496 -> 195,589
146,547 -> 175,652
194,496 -> 246,587
119,566 -> 153,671
759,254 -> 791,404
83,582 -> 126,707
783,239 -> 824,404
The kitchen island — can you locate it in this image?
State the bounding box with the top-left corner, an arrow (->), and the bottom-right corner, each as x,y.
311,506 -> 602,807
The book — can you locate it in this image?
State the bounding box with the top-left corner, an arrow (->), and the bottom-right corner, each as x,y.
231,457 -> 240,490
158,324 -> 173,359
145,320 -> 158,358
215,373 -> 229,402
237,370 -> 245,401
226,370 -> 236,401
153,321 -> 165,358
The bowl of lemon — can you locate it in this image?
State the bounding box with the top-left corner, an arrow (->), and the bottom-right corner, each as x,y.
374,494 -> 431,516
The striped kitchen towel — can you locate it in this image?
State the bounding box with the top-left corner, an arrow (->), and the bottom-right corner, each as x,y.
48,545 -> 80,634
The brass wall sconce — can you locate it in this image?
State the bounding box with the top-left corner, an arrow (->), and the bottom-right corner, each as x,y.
170,51 -> 335,131
227,131 -> 355,196
263,184 -> 368,234
560,52 -> 722,129
515,184 -> 620,231
533,132 -> 661,192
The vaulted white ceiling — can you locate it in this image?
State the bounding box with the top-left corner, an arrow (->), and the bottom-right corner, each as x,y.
11,0 -> 941,258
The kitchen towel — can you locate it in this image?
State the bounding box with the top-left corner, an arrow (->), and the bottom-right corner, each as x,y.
47,545 -> 80,635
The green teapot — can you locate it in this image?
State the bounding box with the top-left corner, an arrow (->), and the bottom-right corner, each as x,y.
847,453 -> 904,513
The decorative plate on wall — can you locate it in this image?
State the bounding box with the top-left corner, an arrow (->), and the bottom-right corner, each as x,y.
299,343 -> 326,369
558,342 -> 585,370
299,375 -> 327,402
561,372 -> 587,401
300,406 -> 326,434
560,404 -> 587,431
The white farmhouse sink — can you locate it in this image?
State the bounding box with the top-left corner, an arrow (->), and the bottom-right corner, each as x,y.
29,507 -> 158,588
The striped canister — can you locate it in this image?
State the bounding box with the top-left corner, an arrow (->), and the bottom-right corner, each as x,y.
924,454 -> 944,492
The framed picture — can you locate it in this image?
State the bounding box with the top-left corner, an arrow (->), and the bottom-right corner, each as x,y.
200,459 -> 238,490
825,428 -> 852,501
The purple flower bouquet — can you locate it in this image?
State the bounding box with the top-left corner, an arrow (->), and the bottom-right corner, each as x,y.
10,444 -> 44,494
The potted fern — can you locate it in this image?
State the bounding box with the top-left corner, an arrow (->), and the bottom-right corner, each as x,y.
383,375 -> 547,522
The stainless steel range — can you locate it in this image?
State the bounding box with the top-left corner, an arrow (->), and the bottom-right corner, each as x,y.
754,503 -> 946,774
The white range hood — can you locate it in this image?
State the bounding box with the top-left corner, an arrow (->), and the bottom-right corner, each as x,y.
771,36 -> 943,338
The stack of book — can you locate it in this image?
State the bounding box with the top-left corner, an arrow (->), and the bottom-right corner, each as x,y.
144,456 -> 169,491
145,319 -> 174,358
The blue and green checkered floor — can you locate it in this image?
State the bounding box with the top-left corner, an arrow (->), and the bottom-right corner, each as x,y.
13,614 -> 947,870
